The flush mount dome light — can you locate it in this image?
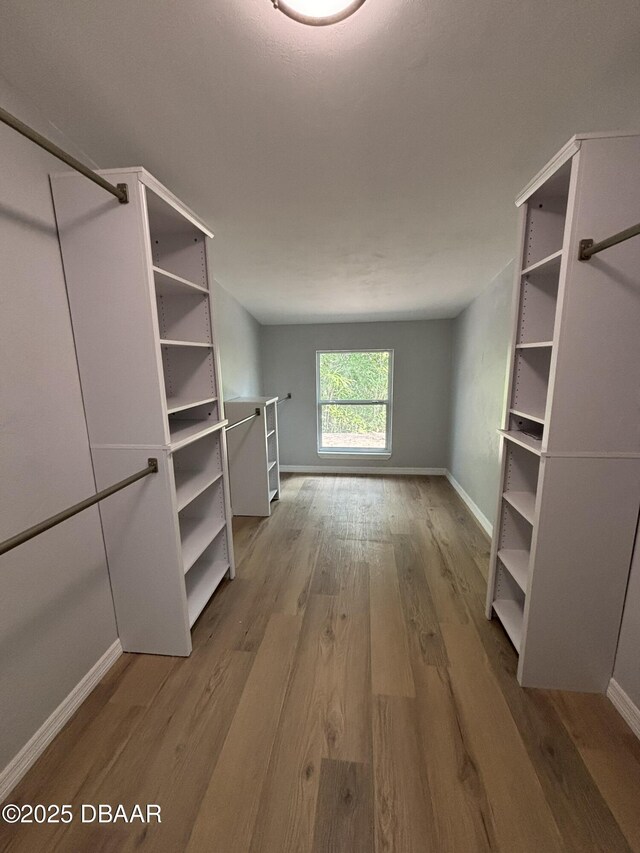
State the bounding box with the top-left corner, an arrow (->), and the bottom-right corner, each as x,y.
272,0 -> 366,26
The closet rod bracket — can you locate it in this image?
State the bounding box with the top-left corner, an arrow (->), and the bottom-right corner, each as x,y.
578,221 -> 640,261
578,239 -> 594,261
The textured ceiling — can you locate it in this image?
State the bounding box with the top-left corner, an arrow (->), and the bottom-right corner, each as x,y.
0,0 -> 639,323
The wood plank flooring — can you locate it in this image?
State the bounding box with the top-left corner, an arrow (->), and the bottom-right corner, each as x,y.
2,474 -> 640,852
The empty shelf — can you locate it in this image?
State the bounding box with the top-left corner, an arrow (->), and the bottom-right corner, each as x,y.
499,430 -> 542,455
493,599 -> 524,653
510,408 -> 545,425
269,488 -> 278,502
180,516 -> 226,574
160,339 -> 213,349
503,491 -> 536,524
169,418 -> 227,451
166,395 -> 218,416
186,556 -> 229,627
521,250 -> 562,276
175,469 -> 223,512
498,549 -> 530,593
153,265 -> 208,296
515,341 -> 553,349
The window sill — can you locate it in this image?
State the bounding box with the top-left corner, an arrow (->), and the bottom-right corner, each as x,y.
317,451 -> 392,460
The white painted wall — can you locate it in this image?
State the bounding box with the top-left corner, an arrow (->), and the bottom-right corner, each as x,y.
261,320 -> 452,470
0,77 -> 118,772
614,535 -> 640,709
449,263 -> 513,525
213,281 -> 263,400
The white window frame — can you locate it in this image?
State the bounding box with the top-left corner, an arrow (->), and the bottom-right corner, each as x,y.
316,349 -> 394,457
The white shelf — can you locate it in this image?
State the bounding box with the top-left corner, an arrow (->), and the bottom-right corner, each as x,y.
180,515 -> 226,574
226,397 -> 281,517
175,469 -> 223,512
493,599 -> 524,652
510,408 -> 545,425
153,265 -> 208,296
521,249 -> 563,276
50,168 -> 235,657
166,395 -> 217,416
500,430 -> 542,456
186,556 -> 229,627
498,549 -> 530,593
487,134 -> 640,692
503,490 -> 536,525
160,339 -> 213,349
169,418 -> 227,451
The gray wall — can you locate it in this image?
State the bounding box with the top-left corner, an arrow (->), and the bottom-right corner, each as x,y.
449,263 -> 513,527
261,321 -> 452,470
614,539 -> 640,708
213,281 -> 263,400
0,77 -> 118,772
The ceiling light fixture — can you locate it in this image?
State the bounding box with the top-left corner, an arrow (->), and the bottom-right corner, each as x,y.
272,0 -> 366,26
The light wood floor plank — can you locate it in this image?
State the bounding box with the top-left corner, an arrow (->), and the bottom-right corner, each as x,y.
277,526 -> 322,617
441,622 -> 565,853
186,614 -> 302,853
311,759 -> 374,853
411,663 -> 497,852
392,533 -> 449,666
369,541 -> 415,697
372,694 -> 436,853
249,595 -> 336,853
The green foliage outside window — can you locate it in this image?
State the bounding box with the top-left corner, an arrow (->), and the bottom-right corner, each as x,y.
318,351 -> 390,437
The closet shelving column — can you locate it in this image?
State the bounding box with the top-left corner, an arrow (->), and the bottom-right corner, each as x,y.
51,167 -> 235,656
486,133 -> 640,692
226,396 -> 281,516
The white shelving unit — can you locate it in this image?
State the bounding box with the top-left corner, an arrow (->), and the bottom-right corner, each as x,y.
226,396 -> 281,516
486,133 -> 640,692
51,167 -> 235,656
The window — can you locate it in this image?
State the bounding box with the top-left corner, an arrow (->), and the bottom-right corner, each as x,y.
316,350 -> 393,455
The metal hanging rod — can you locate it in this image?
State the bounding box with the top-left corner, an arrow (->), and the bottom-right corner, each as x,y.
0,105 -> 129,204
276,393 -> 292,405
225,408 -> 261,432
0,459 -> 158,557
578,222 -> 640,261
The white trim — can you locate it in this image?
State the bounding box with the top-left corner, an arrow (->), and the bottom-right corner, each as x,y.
315,349 -> 394,456
280,465 -> 446,476
0,639 -> 123,804
445,471 -> 493,538
317,453 -> 392,460
515,132 -> 640,205
607,678 -> 640,741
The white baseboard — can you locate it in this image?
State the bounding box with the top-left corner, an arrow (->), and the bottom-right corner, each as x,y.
0,639 -> 123,804
280,465 -> 447,476
607,678 -> 640,741
445,471 -> 493,537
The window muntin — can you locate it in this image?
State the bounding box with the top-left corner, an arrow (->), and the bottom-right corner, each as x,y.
316,350 -> 393,454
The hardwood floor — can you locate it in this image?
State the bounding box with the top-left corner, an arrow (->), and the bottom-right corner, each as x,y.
2,474 -> 640,852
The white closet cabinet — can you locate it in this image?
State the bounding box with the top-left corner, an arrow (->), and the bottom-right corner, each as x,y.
226,397 -> 281,516
51,167 -> 235,656
486,133 -> 640,691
